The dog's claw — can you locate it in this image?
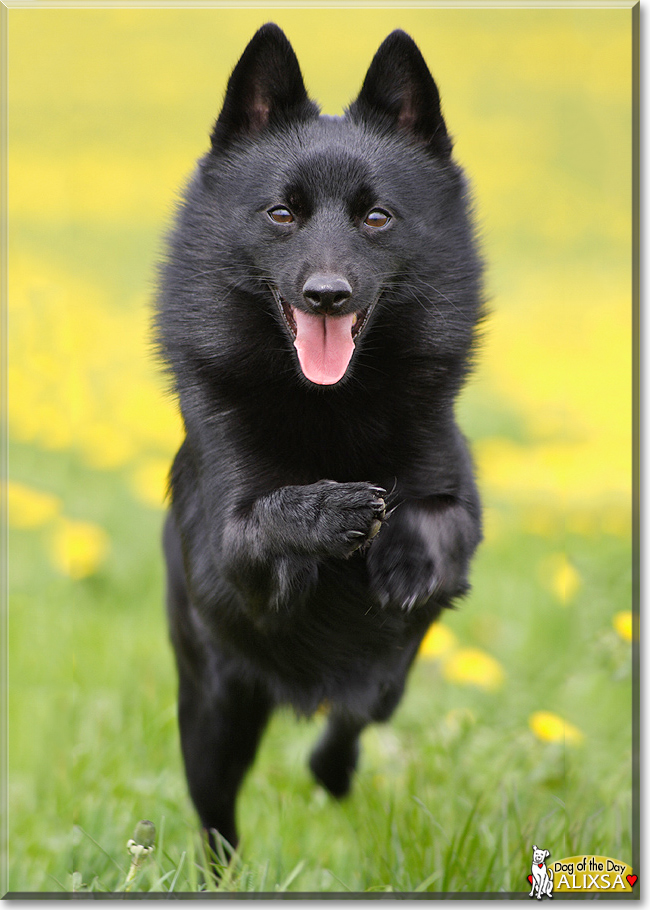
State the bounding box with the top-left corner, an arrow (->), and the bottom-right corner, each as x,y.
345,529 -> 367,555
402,594 -> 419,612
371,499 -> 386,518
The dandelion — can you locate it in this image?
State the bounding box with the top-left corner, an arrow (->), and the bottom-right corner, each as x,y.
6,481 -> 61,528
419,622 -> 457,659
7,257 -> 181,470
551,556 -> 581,604
49,517 -> 110,579
529,710 -> 584,745
130,457 -> 171,509
442,647 -> 505,691
538,552 -> 581,605
123,820 -> 155,892
613,610 -> 633,642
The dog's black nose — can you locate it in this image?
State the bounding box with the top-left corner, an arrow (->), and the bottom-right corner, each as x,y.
303,274 -> 352,313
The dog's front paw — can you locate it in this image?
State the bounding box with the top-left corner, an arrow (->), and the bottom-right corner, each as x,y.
311,480 -> 387,559
367,535 -> 438,612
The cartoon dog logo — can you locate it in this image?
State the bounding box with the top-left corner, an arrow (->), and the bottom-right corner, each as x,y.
529,845 -> 554,899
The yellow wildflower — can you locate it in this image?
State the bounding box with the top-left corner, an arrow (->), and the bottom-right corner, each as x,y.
613,610 -> 633,642
49,517 -> 110,579
529,711 -> 584,745
538,553 -> 581,605
130,457 -> 171,509
442,648 -> 505,691
6,481 -> 61,528
419,623 -> 457,659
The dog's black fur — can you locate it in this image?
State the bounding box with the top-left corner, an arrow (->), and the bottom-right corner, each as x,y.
156,24 -> 484,850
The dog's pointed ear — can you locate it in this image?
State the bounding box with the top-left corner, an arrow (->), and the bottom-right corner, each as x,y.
211,23 -> 318,151
533,845 -> 538,851
349,30 -> 451,158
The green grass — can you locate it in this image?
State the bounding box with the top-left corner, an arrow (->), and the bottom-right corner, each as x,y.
6,442 -> 633,895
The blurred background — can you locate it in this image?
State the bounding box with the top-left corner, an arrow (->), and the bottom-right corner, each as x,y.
5,5 -> 635,894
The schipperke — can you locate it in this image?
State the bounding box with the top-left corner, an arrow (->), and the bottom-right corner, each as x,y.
156,23 -> 484,852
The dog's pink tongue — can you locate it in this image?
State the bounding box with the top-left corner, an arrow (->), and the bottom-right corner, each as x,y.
292,309 -> 355,385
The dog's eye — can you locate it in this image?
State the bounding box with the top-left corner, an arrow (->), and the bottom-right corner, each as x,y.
268,206 -> 294,224
364,209 -> 391,228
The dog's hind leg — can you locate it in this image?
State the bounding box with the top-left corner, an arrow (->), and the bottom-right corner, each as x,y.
178,663 -> 273,853
309,636 -> 424,798
309,680 -> 407,796
309,709 -> 365,798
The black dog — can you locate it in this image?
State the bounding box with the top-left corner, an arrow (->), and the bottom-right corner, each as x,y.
156,23 -> 484,852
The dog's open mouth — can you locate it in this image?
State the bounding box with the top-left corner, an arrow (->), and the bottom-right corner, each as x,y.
273,291 -> 376,386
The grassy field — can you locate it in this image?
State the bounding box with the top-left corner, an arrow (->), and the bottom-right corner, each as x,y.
6,442 -> 634,893
4,6 -> 636,896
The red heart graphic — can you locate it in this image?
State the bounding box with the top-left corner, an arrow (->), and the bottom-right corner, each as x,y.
627,875 -> 637,888
538,863 -> 543,868
527,875 -> 533,884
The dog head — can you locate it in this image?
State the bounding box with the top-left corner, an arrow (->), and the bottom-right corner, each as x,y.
532,846 -> 550,866
159,24 -> 482,393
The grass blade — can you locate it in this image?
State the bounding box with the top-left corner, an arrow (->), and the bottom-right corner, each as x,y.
413,870 -> 442,892
276,859 -> 306,893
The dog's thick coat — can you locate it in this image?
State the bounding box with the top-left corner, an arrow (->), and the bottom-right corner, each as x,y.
156,24 -> 484,848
